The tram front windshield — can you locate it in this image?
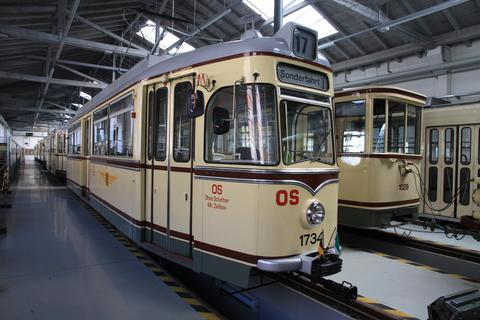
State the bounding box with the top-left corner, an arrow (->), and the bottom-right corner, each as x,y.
206,84 -> 334,166
280,100 -> 334,165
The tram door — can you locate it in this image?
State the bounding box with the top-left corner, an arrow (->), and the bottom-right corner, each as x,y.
168,79 -> 194,257
424,125 -> 480,218
145,84 -> 169,249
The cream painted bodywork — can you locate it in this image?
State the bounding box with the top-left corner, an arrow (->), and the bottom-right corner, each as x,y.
334,89 -> 425,210
422,103 -> 480,219
67,54 -> 338,267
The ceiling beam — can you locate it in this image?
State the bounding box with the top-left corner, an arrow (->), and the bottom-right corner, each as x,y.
72,12 -> 148,51
0,105 -> 76,115
0,70 -> 106,89
0,5 -> 56,14
399,0 -> 433,36
332,23 -> 480,72
435,0 -> 460,31
56,64 -> 109,86
0,24 -> 150,58
33,0 -> 81,127
331,0 -> 433,44
163,0 -> 243,54
26,55 -> 129,72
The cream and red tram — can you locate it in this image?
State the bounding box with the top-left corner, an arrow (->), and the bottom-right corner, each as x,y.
334,87 -> 426,228
65,23 -> 341,287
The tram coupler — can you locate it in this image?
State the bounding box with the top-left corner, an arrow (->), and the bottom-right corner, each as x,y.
307,252 -> 343,278
317,278 -> 358,302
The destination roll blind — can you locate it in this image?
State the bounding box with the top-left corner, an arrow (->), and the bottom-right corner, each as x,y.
277,63 -> 328,91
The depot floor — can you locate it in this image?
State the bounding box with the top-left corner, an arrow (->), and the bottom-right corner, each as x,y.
0,157 -> 203,320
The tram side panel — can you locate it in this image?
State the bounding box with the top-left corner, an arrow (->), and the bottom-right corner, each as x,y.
422,103 -> 480,220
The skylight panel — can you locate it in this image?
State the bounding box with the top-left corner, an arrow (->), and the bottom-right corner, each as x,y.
243,0 -> 303,19
80,91 -> 91,101
283,6 -> 338,39
137,20 -> 195,54
243,1 -> 338,40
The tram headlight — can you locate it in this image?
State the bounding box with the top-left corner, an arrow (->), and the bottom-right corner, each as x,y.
306,201 -> 325,226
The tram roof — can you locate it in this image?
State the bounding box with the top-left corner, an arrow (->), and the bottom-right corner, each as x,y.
334,86 -> 427,102
69,35 -> 331,126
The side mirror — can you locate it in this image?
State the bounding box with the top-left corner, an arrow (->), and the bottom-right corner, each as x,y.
212,107 -> 230,135
186,90 -> 204,118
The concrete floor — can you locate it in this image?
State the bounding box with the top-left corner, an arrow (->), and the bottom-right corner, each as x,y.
328,247 -> 480,320
381,223 -> 480,253
0,156 -> 202,320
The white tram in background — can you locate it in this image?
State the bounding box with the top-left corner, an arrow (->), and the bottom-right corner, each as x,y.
35,128 -> 67,178
334,87 -> 426,228
422,102 -> 480,222
62,23 -> 342,287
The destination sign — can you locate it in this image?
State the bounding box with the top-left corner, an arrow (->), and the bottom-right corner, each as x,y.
277,63 -> 328,91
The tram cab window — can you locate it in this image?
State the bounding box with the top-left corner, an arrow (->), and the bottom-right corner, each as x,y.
444,128 -> 454,164
460,127 -> 471,165
174,82 -> 192,162
405,104 -> 421,154
372,99 -> 386,153
281,100 -> 334,165
57,134 -> 64,154
387,101 -> 421,154
93,106 -> 108,156
109,94 -> 134,157
335,100 -> 366,153
429,129 -> 439,164
387,101 -> 405,153
68,123 -> 81,155
205,84 -> 278,165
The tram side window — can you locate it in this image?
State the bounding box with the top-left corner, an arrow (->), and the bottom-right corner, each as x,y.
406,104 -> 421,154
155,88 -> 168,161
372,99 -> 386,153
460,127 -> 471,165
387,101 -> 405,153
444,128 -> 454,165
93,106 -> 108,156
429,129 -> 439,164
57,134 -> 64,154
173,82 -> 192,162
335,100 -> 365,153
205,84 -> 278,165
68,123 -> 81,155
109,94 -> 134,157
147,90 -> 154,160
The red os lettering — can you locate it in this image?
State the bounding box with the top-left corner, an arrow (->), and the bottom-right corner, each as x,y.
276,189 -> 299,206
212,184 -> 223,195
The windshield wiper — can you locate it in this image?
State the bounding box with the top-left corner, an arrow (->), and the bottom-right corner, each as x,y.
305,127 -> 333,162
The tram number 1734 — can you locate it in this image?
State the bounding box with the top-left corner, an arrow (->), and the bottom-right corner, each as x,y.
299,231 -> 324,246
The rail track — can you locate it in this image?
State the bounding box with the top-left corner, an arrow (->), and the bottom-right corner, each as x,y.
339,225 -> 480,281
272,272 -> 418,320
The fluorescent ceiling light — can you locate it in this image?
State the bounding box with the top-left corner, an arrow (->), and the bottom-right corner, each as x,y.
80,91 -> 91,100
137,20 -> 195,54
71,103 -> 83,108
243,0 -> 338,40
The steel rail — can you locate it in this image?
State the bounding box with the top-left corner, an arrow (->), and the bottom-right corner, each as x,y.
272,272 -> 409,320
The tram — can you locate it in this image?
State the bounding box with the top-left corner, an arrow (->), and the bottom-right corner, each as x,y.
422,101 -> 480,221
334,87 -> 426,228
64,23 -> 342,287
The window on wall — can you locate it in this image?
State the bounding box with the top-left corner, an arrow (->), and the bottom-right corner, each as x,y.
68,123 -> 81,155
92,93 -> 134,158
372,99 -> 386,153
205,84 -> 279,165
109,94 -> 134,157
335,100 -> 365,153
173,82 -> 192,162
